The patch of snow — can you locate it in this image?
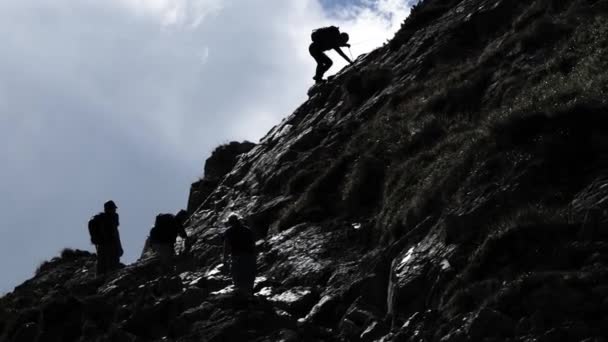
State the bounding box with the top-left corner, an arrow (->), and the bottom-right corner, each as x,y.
400,247 -> 416,265
257,287 -> 273,297
206,264 -> 223,277
441,259 -> 451,271
210,285 -> 234,296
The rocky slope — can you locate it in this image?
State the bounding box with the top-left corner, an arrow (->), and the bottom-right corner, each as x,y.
187,141 -> 256,214
3,0 -> 608,341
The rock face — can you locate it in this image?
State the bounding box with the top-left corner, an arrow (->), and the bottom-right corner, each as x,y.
3,0 -> 608,341
187,141 -> 256,213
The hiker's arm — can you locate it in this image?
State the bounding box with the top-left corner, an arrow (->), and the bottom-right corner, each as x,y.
116,229 -> 124,256
334,47 -> 353,64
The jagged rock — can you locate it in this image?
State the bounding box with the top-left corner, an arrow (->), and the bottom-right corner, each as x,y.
39,295 -> 84,342
360,320 -> 389,342
12,322 -> 39,342
302,295 -> 341,326
467,308 -> 515,340
187,141 -> 256,213
123,297 -> 179,339
344,67 -> 392,105
275,329 -> 299,342
177,287 -> 207,311
81,295 -> 115,330
105,328 -> 137,342
439,329 -> 468,342
581,338 -> 608,342
265,286 -> 318,317
169,302 -> 214,337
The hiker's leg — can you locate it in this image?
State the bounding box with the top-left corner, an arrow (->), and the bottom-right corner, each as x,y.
319,53 -> 332,76
246,257 -> 256,295
158,243 -> 175,272
108,244 -> 121,271
231,255 -> 250,295
232,255 -> 255,296
310,43 -> 329,80
96,245 -> 107,275
231,256 -> 240,290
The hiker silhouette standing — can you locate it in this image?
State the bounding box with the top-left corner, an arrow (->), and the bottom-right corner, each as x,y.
223,214 -> 256,296
88,200 -> 123,276
309,26 -> 354,83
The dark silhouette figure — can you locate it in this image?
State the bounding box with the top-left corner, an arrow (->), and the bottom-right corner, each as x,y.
88,200 -> 123,276
148,210 -> 190,265
223,214 -> 256,296
309,26 -> 354,83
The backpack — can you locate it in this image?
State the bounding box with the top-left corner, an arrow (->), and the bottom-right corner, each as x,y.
88,214 -> 104,245
311,26 -> 340,44
150,214 -> 176,243
155,214 -> 175,230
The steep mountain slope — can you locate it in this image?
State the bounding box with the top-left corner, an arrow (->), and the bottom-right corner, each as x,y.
3,0 -> 608,341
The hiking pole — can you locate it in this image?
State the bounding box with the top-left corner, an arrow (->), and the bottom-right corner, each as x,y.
349,38 -> 375,46
348,47 -> 358,70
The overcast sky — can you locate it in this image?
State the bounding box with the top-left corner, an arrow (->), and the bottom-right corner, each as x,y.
0,0 -> 412,294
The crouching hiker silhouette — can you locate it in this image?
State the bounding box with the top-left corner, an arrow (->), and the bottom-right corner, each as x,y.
88,200 -> 123,276
148,210 -> 190,268
222,214 -> 256,296
309,26 -> 354,83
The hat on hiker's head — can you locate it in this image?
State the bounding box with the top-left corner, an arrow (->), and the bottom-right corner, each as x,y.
340,32 -> 349,44
104,200 -> 117,210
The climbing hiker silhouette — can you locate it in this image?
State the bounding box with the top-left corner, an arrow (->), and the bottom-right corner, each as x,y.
309,26 -> 354,83
148,210 -> 190,268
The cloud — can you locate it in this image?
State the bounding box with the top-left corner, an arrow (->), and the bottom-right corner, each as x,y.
115,0 -> 224,27
0,0 -> 411,293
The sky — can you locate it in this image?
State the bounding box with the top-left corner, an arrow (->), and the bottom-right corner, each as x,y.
0,0 -> 412,294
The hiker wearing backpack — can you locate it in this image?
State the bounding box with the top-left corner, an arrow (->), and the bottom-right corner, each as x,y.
309,26 -> 354,83
222,214 -> 256,296
88,200 -> 123,276
148,210 -> 190,266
